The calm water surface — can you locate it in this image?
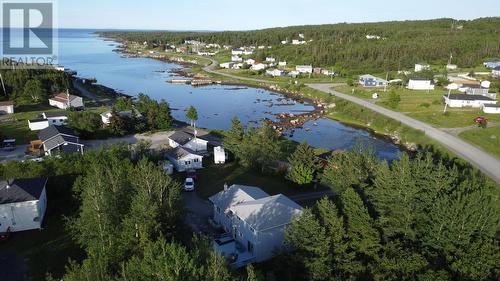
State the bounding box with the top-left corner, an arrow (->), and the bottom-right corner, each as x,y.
56,29 -> 401,160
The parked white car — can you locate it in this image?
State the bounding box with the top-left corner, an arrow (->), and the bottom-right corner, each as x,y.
184,178 -> 195,192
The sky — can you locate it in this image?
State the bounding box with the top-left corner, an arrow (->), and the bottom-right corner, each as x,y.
57,0 -> 500,30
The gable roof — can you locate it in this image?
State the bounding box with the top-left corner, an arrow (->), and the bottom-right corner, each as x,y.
49,93 -> 81,103
43,111 -> 68,118
230,194 -> 303,231
38,125 -> 77,142
0,178 -> 48,204
169,131 -> 194,146
209,185 -> 269,212
446,94 -> 496,101
165,146 -> 201,160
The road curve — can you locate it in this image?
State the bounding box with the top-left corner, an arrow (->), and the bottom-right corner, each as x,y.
307,83 -> 500,183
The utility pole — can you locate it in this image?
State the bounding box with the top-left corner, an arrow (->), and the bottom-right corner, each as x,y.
0,73 -> 7,97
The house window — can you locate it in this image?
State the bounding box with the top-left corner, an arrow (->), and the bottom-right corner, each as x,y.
185,161 -> 191,165
52,120 -> 56,123
33,216 -> 40,222
194,158 -> 199,163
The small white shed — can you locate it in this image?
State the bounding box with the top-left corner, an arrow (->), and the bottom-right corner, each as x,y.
214,146 -> 227,164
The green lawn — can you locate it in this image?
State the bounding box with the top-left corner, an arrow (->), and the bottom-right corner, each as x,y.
334,85 -> 500,128
459,126 -> 500,157
0,104 -> 107,144
189,161 -> 324,200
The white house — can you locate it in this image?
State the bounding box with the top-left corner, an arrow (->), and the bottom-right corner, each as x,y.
265,57 -> 275,63
266,69 -> 285,77
492,66 -> 500,78
415,63 -> 430,72
49,92 -> 84,110
321,69 -> 336,76
168,130 -> 208,152
220,62 -> 235,69
359,75 -> 388,88
232,63 -> 244,70
444,94 -> 497,108
245,59 -> 256,65
231,48 -> 244,55
407,78 -> 435,90
231,55 -> 242,62
0,101 -> 14,114
38,125 -> 84,156
0,177 -> 48,232
250,63 -> 267,71
291,39 -> 306,45
446,64 -> 458,70
29,112 -> 68,131
100,109 -> 142,125
210,185 -> 303,267
482,104 -> 500,114
165,147 -> 203,172
295,65 -> 313,74
278,61 -> 287,66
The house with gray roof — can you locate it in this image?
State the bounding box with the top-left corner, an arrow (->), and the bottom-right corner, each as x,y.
165,146 -> 203,172
0,177 -> 48,232
209,185 -> 303,267
38,125 -> 84,156
168,130 -> 209,152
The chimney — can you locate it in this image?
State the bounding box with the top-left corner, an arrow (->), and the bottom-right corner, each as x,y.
223,182 -> 229,191
6,180 -> 12,189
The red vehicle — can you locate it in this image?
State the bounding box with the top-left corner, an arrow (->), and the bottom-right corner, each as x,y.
474,117 -> 488,128
0,227 -> 11,242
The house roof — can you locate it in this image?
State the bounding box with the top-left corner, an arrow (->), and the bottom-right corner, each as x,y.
494,66 -> 500,70
209,185 -> 269,212
0,177 -> 48,204
0,101 -> 14,106
49,93 -> 81,103
483,104 -> 500,108
165,146 -> 201,160
43,111 -> 68,118
446,94 -> 496,101
169,131 -> 195,146
38,125 -> 77,142
230,194 -> 303,231
43,135 -> 81,151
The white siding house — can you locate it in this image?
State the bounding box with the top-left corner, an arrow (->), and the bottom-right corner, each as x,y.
29,119 -> 50,131
168,130 -> 208,152
407,79 -> 435,90
38,125 -> 84,156
0,178 -> 48,232
444,94 -> 497,108
415,63 -> 430,72
250,63 -> 267,71
165,147 -> 203,172
295,65 -> 313,74
482,104 -> 500,114
266,69 -> 285,77
0,101 -> 14,114
210,185 -> 303,267
29,112 -> 68,131
220,62 -> 235,69
49,93 -> 84,110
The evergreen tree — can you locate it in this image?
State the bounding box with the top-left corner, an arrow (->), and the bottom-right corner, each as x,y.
341,188 -> 381,260
224,117 -> 245,158
286,142 -> 320,186
285,209 -> 332,281
108,108 -> 127,136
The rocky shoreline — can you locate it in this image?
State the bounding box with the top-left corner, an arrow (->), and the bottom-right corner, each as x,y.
99,35 -> 417,152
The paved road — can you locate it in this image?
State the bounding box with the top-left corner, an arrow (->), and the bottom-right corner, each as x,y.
307,83 -> 500,183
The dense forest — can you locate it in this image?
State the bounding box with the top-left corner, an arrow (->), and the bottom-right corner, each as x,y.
102,18 -> 500,73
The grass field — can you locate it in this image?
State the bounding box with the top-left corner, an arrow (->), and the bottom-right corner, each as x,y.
334,85 -> 500,128
459,126 -> 500,157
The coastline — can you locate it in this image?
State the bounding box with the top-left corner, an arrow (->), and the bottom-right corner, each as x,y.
95,33 -> 416,152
